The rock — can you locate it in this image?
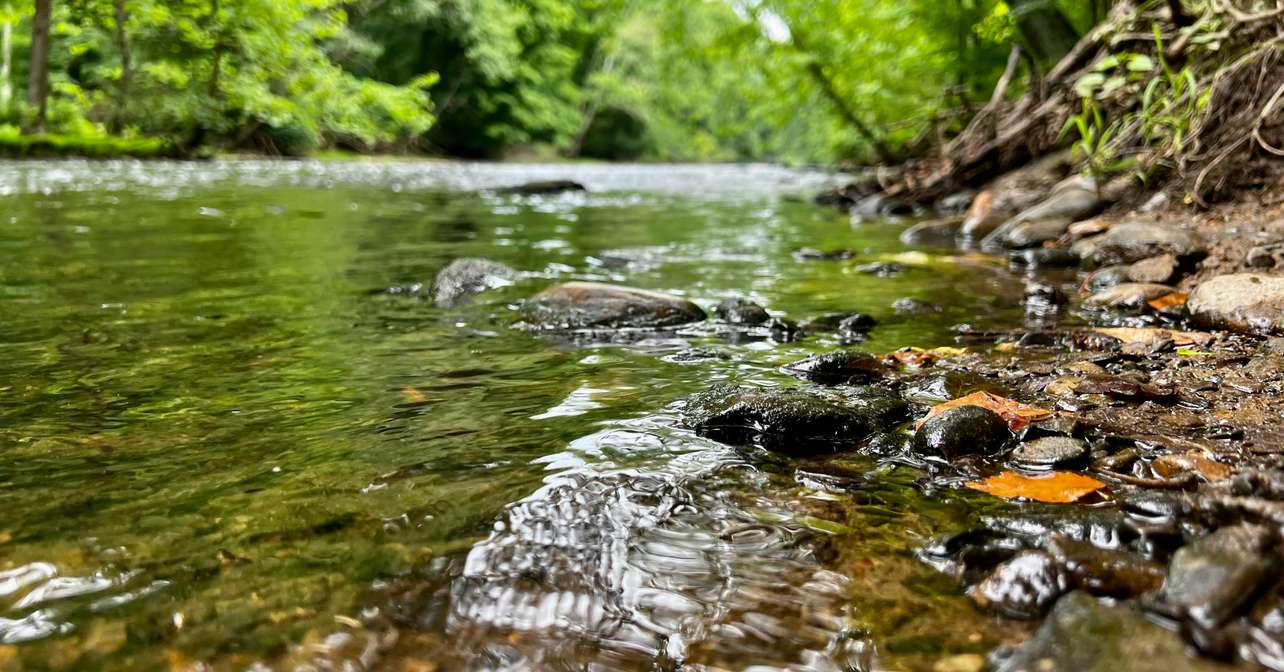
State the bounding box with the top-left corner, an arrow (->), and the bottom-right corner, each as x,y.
938,191 -> 978,216
961,191 -> 1006,239
970,550 -> 1067,619
1084,283 -> 1174,310
1127,254 -> 1179,284
713,298 -> 771,325
900,217 -> 962,246
1245,243 -> 1284,269
782,350 -> 886,385
1046,536 -> 1165,598
853,193 -> 913,218
1152,451 -> 1231,483
1009,248 -> 1078,269
496,179 -> 586,195
794,247 -> 855,261
892,297 -> 940,315
684,385 -> 906,453
1071,221 -> 1203,267
853,262 -> 905,277
837,313 -> 877,339
913,405 -> 1012,459
522,282 -> 706,330
1084,265 -> 1131,292
1004,218 -> 1072,249
431,258 -> 520,307
996,592 -> 1235,672
1187,273 -> 1284,335
1011,436 -> 1088,469
1155,524 -> 1275,629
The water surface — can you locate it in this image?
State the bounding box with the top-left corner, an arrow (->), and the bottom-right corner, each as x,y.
0,161 -> 1030,670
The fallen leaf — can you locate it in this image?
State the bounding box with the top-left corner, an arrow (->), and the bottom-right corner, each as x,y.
1152,451 -> 1231,482
1146,291 -> 1188,311
885,347 -> 936,368
966,471 -> 1106,503
1092,327 -> 1213,348
400,387 -> 427,404
922,391 -> 1052,431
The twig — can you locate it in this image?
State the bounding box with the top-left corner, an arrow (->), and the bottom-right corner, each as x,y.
1251,81 -> 1284,156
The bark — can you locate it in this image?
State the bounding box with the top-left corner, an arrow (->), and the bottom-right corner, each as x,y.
28,0 -> 52,132
1007,0 -> 1080,68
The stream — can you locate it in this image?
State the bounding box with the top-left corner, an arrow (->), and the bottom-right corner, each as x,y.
0,161 -> 1070,670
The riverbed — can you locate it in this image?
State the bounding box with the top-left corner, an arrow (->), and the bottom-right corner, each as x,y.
0,160 -> 1171,670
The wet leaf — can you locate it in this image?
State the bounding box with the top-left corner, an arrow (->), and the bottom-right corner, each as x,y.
922,391 -> 1051,431
885,347 -> 936,368
1152,451 -> 1231,482
966,471 -> 1105,503
1145,291 -> 1188,311
1092,327 -> 1211,347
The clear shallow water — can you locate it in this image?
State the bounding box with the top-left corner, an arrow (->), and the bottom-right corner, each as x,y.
0,161 -> 1030,670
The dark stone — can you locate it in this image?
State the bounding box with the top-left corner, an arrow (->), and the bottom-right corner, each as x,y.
1009,247 -> 1079,269
1246,243 -> 1284,269
912,405 -> 1012,459
496,179 -> 586,195
793,247 -> 855,261
1046,536 -> 1164,598
1011,436 -> 1087,469
1155,524 -> 1276,629
713,298 -> 771,325
684,385 -> 907,454
937,190 -> 977,216
853,262 -> 906,277
522,282 -> 705,330
996,592 -> 1235,672
971,550 -> 1067,619
431,258 -> 519,307
838,313 -> 877,339
1188,273 -> 1284,335
1072,221 -> 1204,267
782,350 -> 886,385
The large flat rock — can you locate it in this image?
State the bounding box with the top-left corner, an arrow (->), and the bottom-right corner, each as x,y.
1072,221 -> 1203,266
1188,273 -> 1284,335
522,281 -> 706,329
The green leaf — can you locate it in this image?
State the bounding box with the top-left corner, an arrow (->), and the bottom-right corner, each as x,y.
1127,55 -> 1154,72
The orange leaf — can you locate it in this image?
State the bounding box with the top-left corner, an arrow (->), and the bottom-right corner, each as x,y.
1092,326 -> 1211,347
921,391 -> 1051,431
966,471 -> 1106,503
1146,292 -> 1189,311
885,347 -> 936,368
400,387 -> 427,404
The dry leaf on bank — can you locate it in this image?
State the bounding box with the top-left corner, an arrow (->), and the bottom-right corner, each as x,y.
921,391 -> 1051,431
1146,292 -> 1188,311
966,471 -> 1106,503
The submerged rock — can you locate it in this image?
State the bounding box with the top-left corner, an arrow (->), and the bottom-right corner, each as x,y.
1011,436 -> 1087,469
1084,265 -> 1131,291
496,179 -> 586,195
970,550 -> 1067,619
1155,524 -> 1275,629
1046,536 -> 1165,598
713,298 -> 771,325
684,384 -> 906,453
781,350 -> 886,385
431,257 -> 520,307
1187,273 -> 1284,335
522,282 -> 705,329
1072,221 -> 1203,267
996,592 -> 1234,672
913,406 -> 1012,459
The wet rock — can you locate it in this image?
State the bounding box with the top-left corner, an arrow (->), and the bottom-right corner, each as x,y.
961,191 -> 1006,239
431,258 -> 520,307
1245,243 -> 1284,269
684,385 -> 906,453
1046,536 -> 1165,598
1004,219 -> 1073,249
900,218 -> 962,246
996,592 -> 1235,672
1011,436 -> 1087,469
713,298 -> 771,325
522,282 -> 706,329
782,350 -> 886,385
852,193 -> 914,218
1187,273 -> 1284,335
913,406 -> 1012,459
1084,265 -> 1131,292
496,179 -> 586,195
892,297 -> 940,315
1073,375 -> 1176,402
1084,283 -> 1174,310
1009,247 -> 1078,269
794,247 -> 855,261
1127,254 -> 1179,284
1152,451 -> 1231,483
837,313 -> 877,340
1071,221 -> 1203,267
970,550 -> 1067,619
938,190 -> 978,216
853,261 -> 906,277
1155,524 -> 1276,629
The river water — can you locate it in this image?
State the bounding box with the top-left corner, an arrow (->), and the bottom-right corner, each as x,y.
0,161 -> 1037,670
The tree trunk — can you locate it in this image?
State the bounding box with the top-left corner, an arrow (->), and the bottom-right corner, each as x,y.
111,0 -> 132,133
1007,0 -> 1080,68
28,0 -> 52,132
